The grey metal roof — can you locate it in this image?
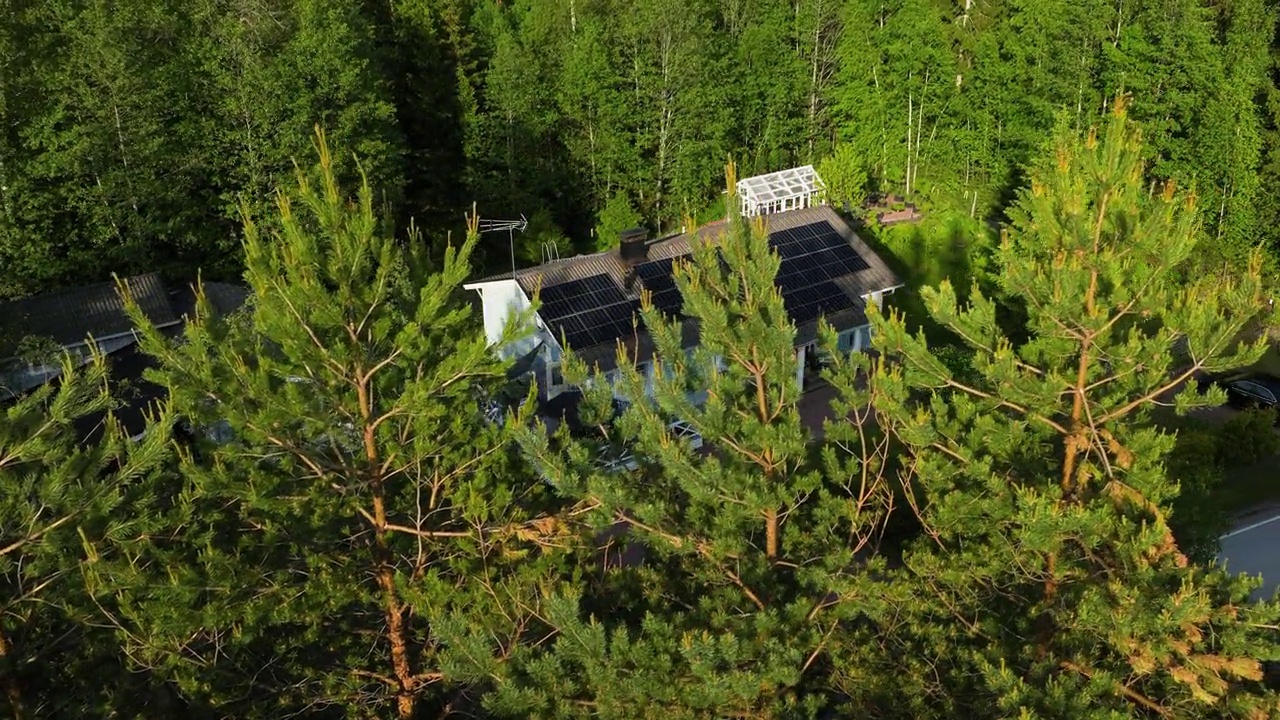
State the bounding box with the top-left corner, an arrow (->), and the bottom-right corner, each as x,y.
0,273 -> 179,348
467,206 -> 901,372
168,280 -> 252,322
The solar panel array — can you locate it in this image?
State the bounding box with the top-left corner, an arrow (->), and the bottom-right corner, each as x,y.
533,221 -> 872,348
770,222 -> 868,323
781,281 -> 857,323
635,258 -> 684,317
538,274 -> 642,348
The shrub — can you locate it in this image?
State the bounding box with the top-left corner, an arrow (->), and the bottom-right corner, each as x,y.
1217,408 -> 1279,468
1166,426 -> 1230,564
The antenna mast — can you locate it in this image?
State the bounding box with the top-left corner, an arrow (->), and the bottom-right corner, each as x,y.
475,214 -> 528,278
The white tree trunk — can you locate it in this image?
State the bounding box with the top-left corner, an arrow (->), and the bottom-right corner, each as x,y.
906,88 -> 913,197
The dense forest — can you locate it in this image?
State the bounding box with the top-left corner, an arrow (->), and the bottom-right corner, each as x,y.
4,0 -> 1280,295
4,0 -> 1280,719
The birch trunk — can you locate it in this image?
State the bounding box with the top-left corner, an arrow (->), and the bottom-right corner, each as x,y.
906,88 -> 913,197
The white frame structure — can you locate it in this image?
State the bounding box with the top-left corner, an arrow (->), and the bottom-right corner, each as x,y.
736,165 -> 825,218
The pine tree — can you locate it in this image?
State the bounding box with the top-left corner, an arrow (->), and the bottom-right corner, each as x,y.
867,98 -> 1280,718
1,352 -> 174,717
10,0 -> 209,285
728,0 -> 808,174
555,5 -> 635,207
96,132 -> 568,718
817,142 -> 868,211
495,162 -> 899,717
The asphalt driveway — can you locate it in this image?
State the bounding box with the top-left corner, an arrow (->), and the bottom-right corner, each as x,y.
1218,506 -> 1280,602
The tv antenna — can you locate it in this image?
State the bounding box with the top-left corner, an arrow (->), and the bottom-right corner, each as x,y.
475,214 -> 528,278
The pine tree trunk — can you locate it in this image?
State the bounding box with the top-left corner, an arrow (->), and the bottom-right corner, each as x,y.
1044,196 -> 1108,654
0,623 -> 24,720
374,491 -> 417,720
359,379 -> 417,719
765,508 -> 779,559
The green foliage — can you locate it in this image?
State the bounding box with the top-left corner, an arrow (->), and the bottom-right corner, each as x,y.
12,334 -> 62,367
517,207 -> 574,265
5,0 -> 1277,287
593,192 -> 642,250
1218,408 -> 1280,468
869,100 -> 1280,717
3,2 -> 1280,716
817,142 -> 868,210
875,210 -> 993,295
1,351 -> 176,717
505,170 -> 899,716
96,134 -> 566,719
1164,424 -> 1230,565
1,0 -> 405,292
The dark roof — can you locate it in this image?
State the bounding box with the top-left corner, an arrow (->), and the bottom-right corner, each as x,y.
467,206 -> 901,372
0,273 -> 179,349
168,280 -> 253,322
2,277 -> 252,442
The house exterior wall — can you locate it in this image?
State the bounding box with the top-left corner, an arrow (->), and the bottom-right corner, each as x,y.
474,280 -> 541,360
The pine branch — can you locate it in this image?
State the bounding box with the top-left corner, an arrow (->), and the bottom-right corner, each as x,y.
1096,364 -> 1203,424
942,379 -> 1069,434
351,669 -> 399,688
0,513 -> 77,558
358,348 -> 403,385
363,515 -> 473,539
1060,660 -> 1172,718
801,620 -> 839,675
613,510 -> 766,610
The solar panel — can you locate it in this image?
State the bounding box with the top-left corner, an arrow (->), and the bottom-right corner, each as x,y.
636,257 -> 687,317
538,274 -> 626,312
768,222 -> 869,281
536,273 -> 643,348
782,281 -> 857,324
557,303 -> 641,349
764,222 -> 871,325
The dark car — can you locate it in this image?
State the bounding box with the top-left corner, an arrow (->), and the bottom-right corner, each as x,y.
1218,372 -> 1280,414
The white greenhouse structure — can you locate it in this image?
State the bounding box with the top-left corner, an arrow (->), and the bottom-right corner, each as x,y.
736,165 -> 826,218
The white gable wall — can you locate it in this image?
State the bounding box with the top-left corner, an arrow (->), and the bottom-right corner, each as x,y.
467,279 -> 547,361
476,279 -> 527,345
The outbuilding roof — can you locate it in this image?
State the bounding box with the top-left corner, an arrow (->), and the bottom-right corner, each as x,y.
736,165 -> 824,210
0,273 -> 180,349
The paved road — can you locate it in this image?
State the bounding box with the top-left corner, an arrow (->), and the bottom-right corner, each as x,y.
1218,508 -> 1280,602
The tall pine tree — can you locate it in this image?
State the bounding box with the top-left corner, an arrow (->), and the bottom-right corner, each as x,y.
1,352 -> 174,717
867,98 -> 1280,718
496,162 -> 899,717
96,132 -> 568,718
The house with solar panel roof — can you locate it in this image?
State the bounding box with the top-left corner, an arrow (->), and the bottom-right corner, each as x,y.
464,166 -> 904,406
